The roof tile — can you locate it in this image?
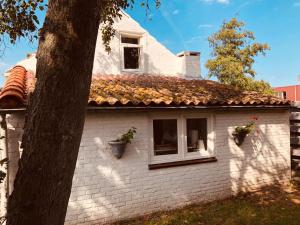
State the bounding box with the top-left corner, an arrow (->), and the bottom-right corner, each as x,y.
0,69 -> 290,109
88,75 -> 289,106
0,66 -> 27,108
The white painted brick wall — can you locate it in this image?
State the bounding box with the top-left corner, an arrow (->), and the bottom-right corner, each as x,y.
6,114 -> 24,195
4,110 -> 291,224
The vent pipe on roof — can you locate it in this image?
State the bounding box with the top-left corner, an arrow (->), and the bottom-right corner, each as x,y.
177,51 -> 201,79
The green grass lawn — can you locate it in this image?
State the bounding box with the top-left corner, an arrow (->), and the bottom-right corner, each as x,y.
114,184 -> 300,225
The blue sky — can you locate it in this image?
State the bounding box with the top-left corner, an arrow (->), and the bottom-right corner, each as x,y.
0,0 -> 299,87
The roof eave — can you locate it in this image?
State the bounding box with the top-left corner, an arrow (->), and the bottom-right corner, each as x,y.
0,104 -> 290,114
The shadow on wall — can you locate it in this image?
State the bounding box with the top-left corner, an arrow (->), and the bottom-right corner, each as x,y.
64,111 -> 290,225
4,111 -> 291,225
65,113 -> 155,224
93,34 -> 181,76
94,38 -> 120,75
226,115 -> 290,194
7,114 -> 23,195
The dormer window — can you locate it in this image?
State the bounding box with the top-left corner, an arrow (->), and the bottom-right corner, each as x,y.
121,35 -> 142,71
124,47 -> 139,69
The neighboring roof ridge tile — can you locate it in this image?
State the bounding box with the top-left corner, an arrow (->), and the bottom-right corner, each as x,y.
0,66 -> 27,108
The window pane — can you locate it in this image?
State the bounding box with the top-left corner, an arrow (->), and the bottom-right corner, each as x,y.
186,118 -> 207,152
121,37 -> 139,44
274,91 -> 287,99
124,47 -> 139,69
153,119 -> 178,156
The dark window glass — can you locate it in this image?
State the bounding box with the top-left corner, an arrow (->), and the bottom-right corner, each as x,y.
153,119 -> 178,155
275,91 -> 287,99
121,37 -> 139,44
186,118 -> 207,152
124,47 -> 139,69
283,91 -> 287,99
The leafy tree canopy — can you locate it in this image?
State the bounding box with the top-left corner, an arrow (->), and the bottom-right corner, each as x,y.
0,0 -> 45,44
0,0 -> 160,52
206,18 -> 273,94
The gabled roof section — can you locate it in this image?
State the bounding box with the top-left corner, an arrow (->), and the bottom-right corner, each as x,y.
0,67 -> 290,109
89,75 -> 290,106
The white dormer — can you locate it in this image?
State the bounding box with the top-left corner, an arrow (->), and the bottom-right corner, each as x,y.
92,12 -> 201,79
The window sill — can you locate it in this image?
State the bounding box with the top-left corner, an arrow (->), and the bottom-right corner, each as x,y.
122,69 -> 142,73
148,157 -> 217,170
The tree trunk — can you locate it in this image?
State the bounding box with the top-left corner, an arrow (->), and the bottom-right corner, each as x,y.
6,1 -> 102,224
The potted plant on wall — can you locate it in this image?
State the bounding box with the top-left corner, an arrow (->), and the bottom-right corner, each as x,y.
233,117 -> 258,146
108,127 -> 137,159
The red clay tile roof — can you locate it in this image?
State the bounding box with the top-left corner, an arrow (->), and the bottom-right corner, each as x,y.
0,66 -> 290,109
0,66 -> 28,108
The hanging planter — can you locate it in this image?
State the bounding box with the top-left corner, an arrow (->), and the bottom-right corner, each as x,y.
108,140 -> 127,159
233,116 -> 258,146
232,130 -> 248,146
108,127 -> 137,159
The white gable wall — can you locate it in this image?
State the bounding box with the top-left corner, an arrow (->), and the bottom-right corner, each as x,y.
9,13 -> 200,78
93,13 -> 184,76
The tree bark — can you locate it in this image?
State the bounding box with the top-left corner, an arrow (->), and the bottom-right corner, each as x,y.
6,1 -> 102,224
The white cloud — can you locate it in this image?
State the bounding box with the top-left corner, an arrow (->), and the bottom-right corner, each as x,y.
217,0 -> 230,3
294,1 -> 300,7
198,24 -> 213,28
201,0 -> 230,4
172,9 -> 179,15
185,35 -> 206,44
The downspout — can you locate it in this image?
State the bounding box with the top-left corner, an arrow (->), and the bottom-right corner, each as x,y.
0,114 -> 8,219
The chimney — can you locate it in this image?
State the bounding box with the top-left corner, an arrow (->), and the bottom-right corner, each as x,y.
177,51 -> 201,79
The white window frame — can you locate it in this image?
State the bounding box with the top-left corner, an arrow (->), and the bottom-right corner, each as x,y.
183,114 -> 215,160
148,113 -> 215,165
149,115 -> 183,164
120,33 -> 143,72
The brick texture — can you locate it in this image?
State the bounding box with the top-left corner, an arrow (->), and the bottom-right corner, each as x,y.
3,110 -> 291,224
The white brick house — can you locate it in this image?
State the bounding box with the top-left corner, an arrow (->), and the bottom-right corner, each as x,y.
0,13 -> 291,225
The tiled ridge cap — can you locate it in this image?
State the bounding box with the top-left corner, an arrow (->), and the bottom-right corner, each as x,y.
0,66 -> 28,108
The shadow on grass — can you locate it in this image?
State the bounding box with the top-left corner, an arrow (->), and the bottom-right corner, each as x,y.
112,184 -> 300,225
